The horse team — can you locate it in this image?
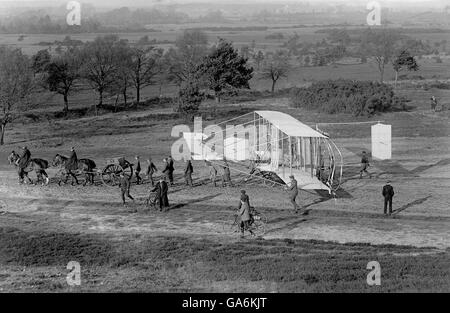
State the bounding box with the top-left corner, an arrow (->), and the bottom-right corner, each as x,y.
8,146 -> 96,186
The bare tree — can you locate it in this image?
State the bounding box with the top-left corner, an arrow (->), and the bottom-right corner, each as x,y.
80,35 -> 126,115
360,29 -> 402,82
129,45 -> 160,105
166,30 -> 208,87
260,50 -> 289,93
0,47 -> 34,145
108,41 -> 134,110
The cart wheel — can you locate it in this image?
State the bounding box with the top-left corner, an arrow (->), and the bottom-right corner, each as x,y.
123,164 -> 133,180
101,164 -> 124,187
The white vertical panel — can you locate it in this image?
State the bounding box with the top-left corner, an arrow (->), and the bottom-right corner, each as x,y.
371,123 -> 392,160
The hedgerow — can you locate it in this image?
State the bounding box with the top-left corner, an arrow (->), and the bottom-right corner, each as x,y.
290,79 -> 406,116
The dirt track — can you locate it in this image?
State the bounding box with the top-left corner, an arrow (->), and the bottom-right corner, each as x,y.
1,134 -> 449,250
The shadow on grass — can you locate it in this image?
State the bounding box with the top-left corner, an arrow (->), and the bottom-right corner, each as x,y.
393,195 -> 432,215
168,193 -> 222,211
264,217 -> 309,235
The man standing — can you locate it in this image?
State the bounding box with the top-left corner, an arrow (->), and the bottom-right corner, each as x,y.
134,155 -> 142,185
359,151 -> 371,179
17,146 -> 31,184
430,96 -> 438,111
382,181 -> 395,216
205,160 -> 217,187
151,177 -> 169,211
66,147 -> 78,171
146,158 -> 158,186
163,157 -> 175,185
162,158 -> 174,185
168,155 -> 175,185
221,160 -> 233,187
119,172 -> 134,206
237,190 -> 253,238
285,175 -> 300,213
184,158 -> 194,187
65,147 -> 79,185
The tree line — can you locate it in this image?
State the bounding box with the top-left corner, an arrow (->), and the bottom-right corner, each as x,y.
0,28 -> 425,146
0,7 -> 231,34
0,31 -> 254,145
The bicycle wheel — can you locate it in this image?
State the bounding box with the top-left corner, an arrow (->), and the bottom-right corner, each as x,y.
249,212 -> 267,237
222,213 -> 239,234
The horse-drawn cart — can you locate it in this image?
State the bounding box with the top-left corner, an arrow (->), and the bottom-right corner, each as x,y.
100,157 -> 134,187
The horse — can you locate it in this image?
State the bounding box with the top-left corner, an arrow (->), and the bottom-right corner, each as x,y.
52,154 -> 97,186
8,151 -> 49,185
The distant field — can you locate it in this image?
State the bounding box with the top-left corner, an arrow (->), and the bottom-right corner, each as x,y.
6,23 -> 450,56
4,25 -> 450,109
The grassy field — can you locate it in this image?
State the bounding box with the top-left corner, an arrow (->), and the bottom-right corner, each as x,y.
0,83 -> 449,292
1,24 -> 449,292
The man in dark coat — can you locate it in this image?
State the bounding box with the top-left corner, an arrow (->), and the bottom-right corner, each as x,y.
151,178 -> 169,211
162,158 -> 174,185
17,146 -> 31,182
184,158 -> 193,187
382,181 -> 395,215
66,147 -> 78,171
359,151 -> 371,179
205,160 -> 217,187
237,190 -> 254,238
119,172 -> 134,206
134,155 -> 142,185
168,156 -> 175,185
221,160 -> 233,187
430,96 -> 438,111
146,158 -> 158,186
285,175 -> 300,213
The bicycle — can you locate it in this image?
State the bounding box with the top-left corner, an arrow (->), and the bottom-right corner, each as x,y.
222,207 -> 268,237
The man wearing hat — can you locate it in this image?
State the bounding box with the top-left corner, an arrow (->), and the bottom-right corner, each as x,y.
64,147 -> 79,184
359,151 -> 371,179
134,155 -> 142,185
285,175 -> 300,213
237,190 -> 253,238
430,96 -> 438,111
66,147 -> 78,171
119,172 -> 134,206
146,158 -> 158,186
221,160 -> 233,187
205,160 -> 217,187
184,158 -> 194,187
17,146 -> 31,183
382,181 -> 395,215
151,177 -> 169,211
162,157 -> 175,185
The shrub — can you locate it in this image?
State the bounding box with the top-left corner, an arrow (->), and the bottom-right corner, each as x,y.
290,79 -> 403,116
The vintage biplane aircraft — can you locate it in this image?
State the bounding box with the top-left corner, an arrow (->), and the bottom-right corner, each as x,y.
182,110 -> 343,193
